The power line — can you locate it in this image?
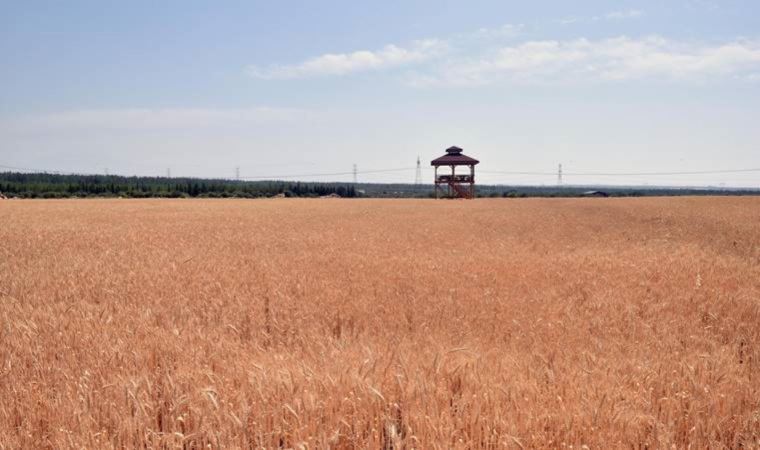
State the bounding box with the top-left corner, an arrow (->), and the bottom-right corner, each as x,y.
239,167 -> 415,180
0,164 -> 84,176
0,163 -> 64,173
481,167 -> 760,177
0,163 -> 416,180
2,161 -> 759,183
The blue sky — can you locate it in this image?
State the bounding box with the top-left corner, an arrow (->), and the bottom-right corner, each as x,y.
1,0 -> 759,186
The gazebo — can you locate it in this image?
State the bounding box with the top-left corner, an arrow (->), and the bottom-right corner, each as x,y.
430,146 -> 479,199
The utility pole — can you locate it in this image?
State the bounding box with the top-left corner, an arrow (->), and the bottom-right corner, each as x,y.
557,163 -> 563,186
353,164 -> 357,184
415,156 -> 422,185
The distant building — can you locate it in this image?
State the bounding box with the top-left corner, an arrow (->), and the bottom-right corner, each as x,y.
582,190 -> 609,197
430,146 -> 479,199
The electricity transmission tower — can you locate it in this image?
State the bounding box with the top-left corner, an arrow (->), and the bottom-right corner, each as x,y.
353,164 -> 357,184
415,156 -> 422,185
235,166 -> 240,181
557,163 -> 563,186
166,168 -> 171,178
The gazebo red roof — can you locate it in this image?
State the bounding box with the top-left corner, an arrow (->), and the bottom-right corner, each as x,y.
430,146 -> 480,166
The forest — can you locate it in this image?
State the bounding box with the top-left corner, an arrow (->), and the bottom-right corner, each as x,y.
1,171 -> 757,199
0,172 -> 358,198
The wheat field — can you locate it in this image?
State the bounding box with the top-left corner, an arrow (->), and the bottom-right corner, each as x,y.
1,197 -> 759,448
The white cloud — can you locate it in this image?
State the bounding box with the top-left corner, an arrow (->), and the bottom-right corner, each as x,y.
686,0 -> 720,11
558,9 -> 644,24
247,39 -> 445,79
245,24 -> 522,81
0,107 -> 311,135
464,24 -> 524,40
245,20 -> 760,87
407,36 -> 760,86
604,9 -> 644,20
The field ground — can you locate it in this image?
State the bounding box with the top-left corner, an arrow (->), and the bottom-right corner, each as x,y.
1,198 -> 759,448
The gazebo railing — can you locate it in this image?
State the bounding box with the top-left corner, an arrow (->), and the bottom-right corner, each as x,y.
436,174 -> 473,183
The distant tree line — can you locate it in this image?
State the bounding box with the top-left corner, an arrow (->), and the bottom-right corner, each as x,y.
473,186 -> 760,198
1,172 -> 757,199
0,172 -> 357,198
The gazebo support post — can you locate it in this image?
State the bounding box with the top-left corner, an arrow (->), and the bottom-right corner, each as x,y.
470,164 -> 475,198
